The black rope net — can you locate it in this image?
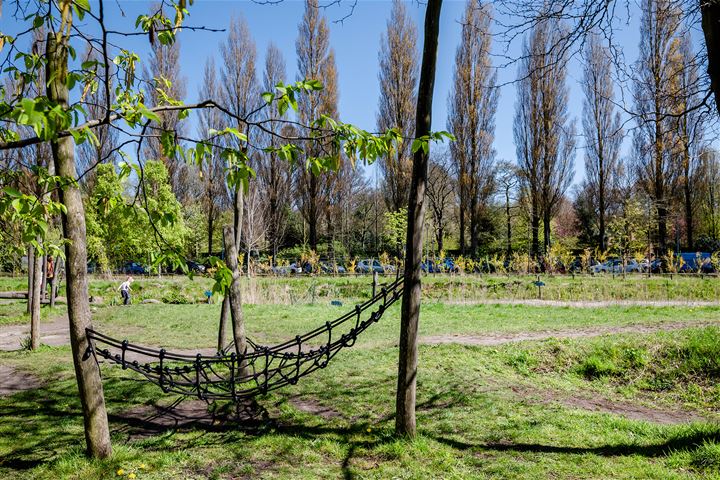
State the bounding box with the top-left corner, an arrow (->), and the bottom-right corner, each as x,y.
86,277 -> 404,402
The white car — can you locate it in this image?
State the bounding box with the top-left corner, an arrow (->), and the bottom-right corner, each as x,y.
591,259 -> 622,273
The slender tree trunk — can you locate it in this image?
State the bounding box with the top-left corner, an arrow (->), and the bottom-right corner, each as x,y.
30,238 -> 42,350
684,146 -> 693,249
396,0 -> 442,438
458,198 -> 466,254
599,170 -> 606,252
223,226 -> 249,378
531,198 -> 540,259
505,189 -> 512,256
218,296 -> 228,352
40,255 -> 48,301
46,31 -> 111,459
50,256 -> 61,309
207,201 -> 214,257
27,245 -> 35,314
543,207 -> 551,255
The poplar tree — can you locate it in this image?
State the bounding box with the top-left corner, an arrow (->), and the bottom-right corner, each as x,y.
447,0 -> 498,255
295,0 -> 338,250
632,0 -> 682,253
377,0 -> 418,212
582,35 -> 622,252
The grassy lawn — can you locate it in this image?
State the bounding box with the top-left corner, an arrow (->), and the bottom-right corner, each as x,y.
2,275 -> 720,478
2,273 -> 720,306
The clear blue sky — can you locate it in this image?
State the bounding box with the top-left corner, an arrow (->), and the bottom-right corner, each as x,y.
5,1 -> 714,185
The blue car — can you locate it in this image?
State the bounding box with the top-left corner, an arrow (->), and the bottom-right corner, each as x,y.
421,260 -> 440,273
121,262 -> 146,275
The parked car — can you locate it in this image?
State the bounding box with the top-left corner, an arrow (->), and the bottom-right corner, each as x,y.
120,262 -> 146,275
474,260 -> 496,274
621,259 -> 644,273
272,264 -> 302,275
421,260 -> 440,273
678,252 -> 713,273
187,261 -> 206,273
320,262 -> 346,274
355,259 -> 385,274
591,259 -> 623,274
442,258 -> 460,273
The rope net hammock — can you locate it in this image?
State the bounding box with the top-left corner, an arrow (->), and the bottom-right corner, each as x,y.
86,277 -> 404,402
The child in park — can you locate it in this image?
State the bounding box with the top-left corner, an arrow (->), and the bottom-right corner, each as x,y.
119,276 -> 133,305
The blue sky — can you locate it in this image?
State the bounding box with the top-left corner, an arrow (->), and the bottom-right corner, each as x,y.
4,1 -> 714,186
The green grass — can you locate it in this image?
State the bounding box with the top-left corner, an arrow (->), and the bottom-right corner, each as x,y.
3,272 -> 720,306
3,275 -> 720,478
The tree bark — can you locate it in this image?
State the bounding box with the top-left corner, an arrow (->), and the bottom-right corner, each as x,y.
30,238 -> 42,350
395,0 -> 442,438
27,245 -> 35,314
223,226 -> 249,378
47,30 -> 112,459
702,0 -> 720,115
505,189 -> 512,256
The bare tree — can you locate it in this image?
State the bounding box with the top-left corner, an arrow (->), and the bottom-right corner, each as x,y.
217,14 -> 260,351
197,58 -> 229,256
514,18 -> 575,257
670,32 -> 705,249
77,46 -> 118,194
632,0 -> 682,253
257,44 -> 292,264
426,151 -> 455,252
295,0 -> 336,250
582,34 -> 623,252
496,160 -> 519,255
142,3 -> 189,201
448,0 -> 498,255
699,147 -> 720,241
377,0 -> 418,212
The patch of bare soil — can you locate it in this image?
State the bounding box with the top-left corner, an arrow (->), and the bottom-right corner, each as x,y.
0,316 -> 69,351
288,395 -> 343,419
112,398 -> 269,441
0,364 -> 43,395
509,384 -> 709,425
422,320 -> 720,347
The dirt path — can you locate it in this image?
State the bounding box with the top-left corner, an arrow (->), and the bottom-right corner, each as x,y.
421,320 -> 720,347
505,383 -> 709,425
0,316 -> 69,351
443,299 -> 720,307
0,364 -> 43,395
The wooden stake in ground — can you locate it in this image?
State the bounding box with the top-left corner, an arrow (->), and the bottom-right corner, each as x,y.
395,0 -> 443,438
223,226 -> 249,378
46,27 -> 112,458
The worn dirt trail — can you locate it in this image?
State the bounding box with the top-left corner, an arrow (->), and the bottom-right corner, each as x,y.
421,320 -> 720,347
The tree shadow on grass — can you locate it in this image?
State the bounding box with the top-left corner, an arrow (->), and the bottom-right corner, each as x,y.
432,426 -> 720,460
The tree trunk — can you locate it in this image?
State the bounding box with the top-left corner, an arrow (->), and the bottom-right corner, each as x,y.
46,31 -> 112,459
50,256 -> 61,309
218,295 -> 228,352
543,208 -> 551,255
207,201 -> 214,256
395,0 -> 442,438
459,197 -> 466,254
530,199 -> 540,259
30,238 -> 42,350
598,171 -> 606,252
223,226 -> 249,378
27,245 -> 35,314
702,0 -> 720,115
505,190 -> 512,256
